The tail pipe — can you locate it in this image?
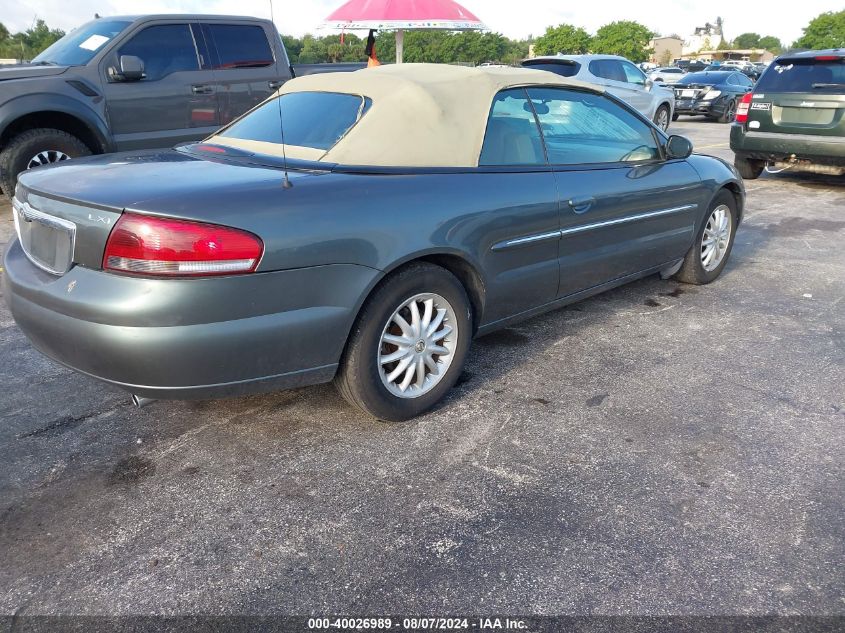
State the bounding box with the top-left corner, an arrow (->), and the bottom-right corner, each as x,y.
131,394 -> 156,409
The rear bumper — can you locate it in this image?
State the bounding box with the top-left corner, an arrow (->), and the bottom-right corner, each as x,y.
674,98 -> 728,117
3,241 -> 380,399
730,125 -> 845,166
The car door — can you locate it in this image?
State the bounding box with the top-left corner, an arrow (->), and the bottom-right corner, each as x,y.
620,60 -> 656,114
201,21 -> 288,126
102,21 -> 220,151
525,87 -> 705,298
733,71 -> 754,95
589,59 -> 652,116
475,88 -> 561,322
727,72 -> 751,100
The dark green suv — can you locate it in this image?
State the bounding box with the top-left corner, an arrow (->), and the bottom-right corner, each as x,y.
730,49 -> 845,179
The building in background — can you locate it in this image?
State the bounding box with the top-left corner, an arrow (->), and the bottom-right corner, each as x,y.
682,20 -> 724,57
649,36 -> 683,65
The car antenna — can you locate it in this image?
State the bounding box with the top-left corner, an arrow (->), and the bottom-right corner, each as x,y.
269,0 -> 292,189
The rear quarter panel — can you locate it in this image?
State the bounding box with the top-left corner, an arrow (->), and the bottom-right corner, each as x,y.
130,167 -> 561,327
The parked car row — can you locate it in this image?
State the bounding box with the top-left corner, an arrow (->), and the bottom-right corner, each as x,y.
4,63 -> 745,420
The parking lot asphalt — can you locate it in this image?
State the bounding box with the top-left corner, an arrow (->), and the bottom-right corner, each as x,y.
0,120 -> 843,617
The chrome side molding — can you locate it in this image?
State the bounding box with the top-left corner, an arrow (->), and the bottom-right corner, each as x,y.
491,204 -> 698,251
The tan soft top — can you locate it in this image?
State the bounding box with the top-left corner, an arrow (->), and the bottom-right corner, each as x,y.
208,63 -> 603,168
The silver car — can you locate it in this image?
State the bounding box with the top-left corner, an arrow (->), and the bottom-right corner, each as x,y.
648,66 -> 687,86
523,54 -> 675,131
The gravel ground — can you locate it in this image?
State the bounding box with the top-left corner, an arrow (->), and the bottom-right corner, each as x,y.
0,120 -> 842,618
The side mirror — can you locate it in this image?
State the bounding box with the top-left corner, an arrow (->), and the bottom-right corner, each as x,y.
645,78 -> 654,91
117,55 -> 144,81
666,134 -> 693,159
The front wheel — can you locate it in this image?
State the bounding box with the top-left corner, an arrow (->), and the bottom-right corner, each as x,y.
0,128 -> 91,198
674,191 -> 738,285
653,104 -> 671,131
335,262 -> 472,421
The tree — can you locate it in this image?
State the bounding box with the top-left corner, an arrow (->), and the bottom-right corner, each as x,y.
659,49 -> 672,66
22,19 -> 64,53
282,35 -> 303,62
533,23 -> 591,56
274,29 -> 533,65
793,10 -> 845,49
757,36 -> 782,53
733,32 -> 760,48
591,21 -> 654,62
0,19 -> 64,60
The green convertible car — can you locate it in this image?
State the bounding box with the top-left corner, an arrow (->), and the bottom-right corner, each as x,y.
731,49 -> 845,179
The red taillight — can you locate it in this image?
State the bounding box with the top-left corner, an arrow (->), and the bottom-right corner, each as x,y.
815,55 -> 839,61
103,213 -> 263,277
735,92 -> 753,123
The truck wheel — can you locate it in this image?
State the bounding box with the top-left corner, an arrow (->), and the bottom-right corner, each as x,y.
734,155 -> 765,180
0,128 -> 91,198
335,262 -> 472,422
653,104 -> 671,131
673,190 -> 738,285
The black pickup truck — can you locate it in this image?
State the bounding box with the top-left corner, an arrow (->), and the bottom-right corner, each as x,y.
0,14 -> 363,196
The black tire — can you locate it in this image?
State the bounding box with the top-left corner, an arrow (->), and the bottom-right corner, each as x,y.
0,128 -> 91,198
653,104 -> 671,131
734,155 -> 765,180
718,99 -> 737,123
335,262 -> 473,421
674,190 -> 738,285
672,112 -> 680,122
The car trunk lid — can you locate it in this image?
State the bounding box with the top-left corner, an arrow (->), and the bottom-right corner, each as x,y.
13,148 -> 320,274
675,83 -> 714,100
12,190 -> 123,275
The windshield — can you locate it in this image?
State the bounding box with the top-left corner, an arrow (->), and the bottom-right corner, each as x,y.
756,59 -> 845,93
219,92 -> 372,151
678,72 -> 729,85
32,19 -> 130,66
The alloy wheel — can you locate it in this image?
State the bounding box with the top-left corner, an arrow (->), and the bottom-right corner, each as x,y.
378,293 -> 458,398
27,150 -> 70,170
655,107 -> 670,130
701,204 -> 732,272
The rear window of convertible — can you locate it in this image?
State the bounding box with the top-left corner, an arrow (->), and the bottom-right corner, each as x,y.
219,91 -> 372,150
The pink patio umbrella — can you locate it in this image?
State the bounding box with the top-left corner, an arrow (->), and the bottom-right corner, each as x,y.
321,0 -> 487,64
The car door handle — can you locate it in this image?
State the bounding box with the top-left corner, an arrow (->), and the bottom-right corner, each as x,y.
268,80 -> 283,90
568,196 -> 595,214
191,85 -> 213,95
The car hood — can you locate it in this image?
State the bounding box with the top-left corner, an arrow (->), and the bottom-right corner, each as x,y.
0,64 -> 70,81
17,149 -> 325,216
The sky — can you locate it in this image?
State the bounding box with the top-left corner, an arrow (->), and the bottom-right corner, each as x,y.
3,0 -> 835,46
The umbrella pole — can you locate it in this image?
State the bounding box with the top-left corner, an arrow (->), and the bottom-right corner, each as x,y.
395,29 -> 404,64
